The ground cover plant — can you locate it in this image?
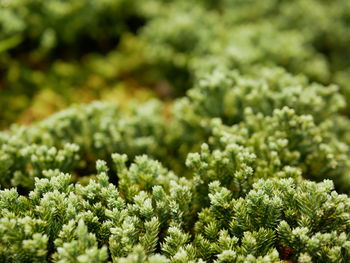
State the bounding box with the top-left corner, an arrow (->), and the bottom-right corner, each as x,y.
1,0 -> 350,262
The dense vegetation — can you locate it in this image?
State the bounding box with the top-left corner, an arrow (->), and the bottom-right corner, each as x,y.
1,0 -> 350,262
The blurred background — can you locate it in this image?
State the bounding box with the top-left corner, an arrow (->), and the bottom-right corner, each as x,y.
1,0 -> 350,129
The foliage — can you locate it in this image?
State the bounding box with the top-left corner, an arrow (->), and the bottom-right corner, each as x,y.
1,0 -> 350,127
1,64 -> 350,261
1,0 -> 350,262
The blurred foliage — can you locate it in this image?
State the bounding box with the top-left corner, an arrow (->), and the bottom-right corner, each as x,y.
1,0 -> 350,128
